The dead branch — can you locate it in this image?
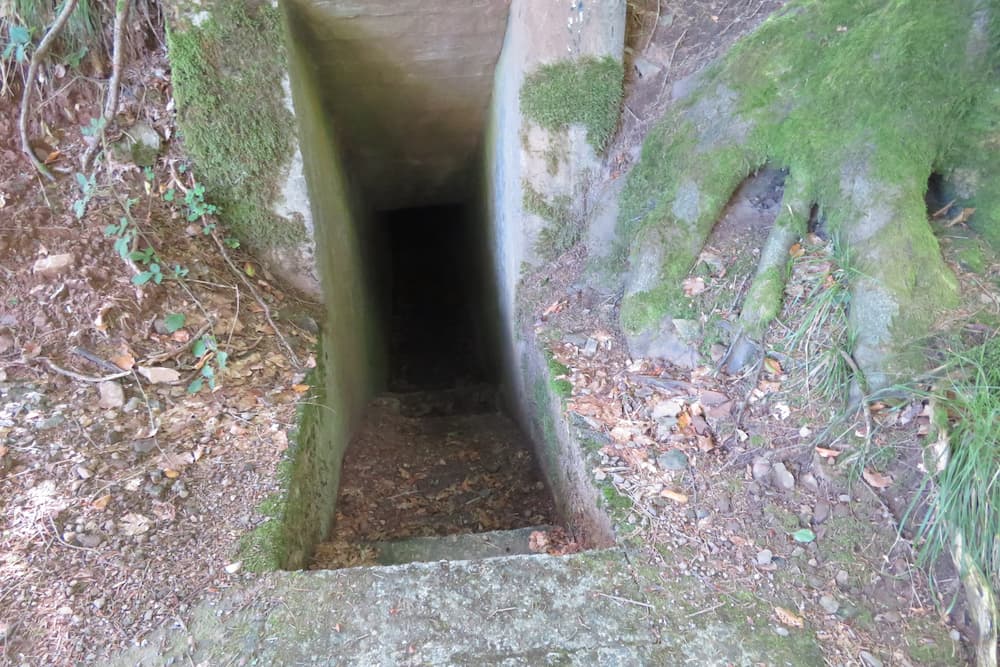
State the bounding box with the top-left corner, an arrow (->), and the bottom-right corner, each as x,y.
19,0 -> 80,181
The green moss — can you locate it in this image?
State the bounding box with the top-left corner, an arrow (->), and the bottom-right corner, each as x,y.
524,182 -> 579,260
620,283 -> 696,335
167,2 -> 303,251
520,56 -> 624,152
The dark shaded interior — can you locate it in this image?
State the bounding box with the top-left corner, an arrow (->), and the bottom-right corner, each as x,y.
379,205 -> 494,392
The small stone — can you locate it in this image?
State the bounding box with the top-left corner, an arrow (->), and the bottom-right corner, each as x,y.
799,472 -> 819,493
756,549 -> 773,566
859,651 -> 883,667
818,595 -> 839,614
652,398 -> 685,420
582,337 -> 599,357
771,462 -> 795,491
76,533 -> 101,548
93,597 -> 105,610
97,381 -> 125,409
751,457 -> 771,481
75,465 -> 93,480
657,449 -> 689,471
38,415 -> 65,430
132,438 -> 156,454
838,494 -> 852,503
633,55 -> 663,79
594,469 -> 607,481
32,253 -> 75,278
774,626 -> 789,637
123,396 -> 142,413
812,500 -> 831,524
950,629 -> 961,641
713,493 -> 731,513
835,570 -> 850,588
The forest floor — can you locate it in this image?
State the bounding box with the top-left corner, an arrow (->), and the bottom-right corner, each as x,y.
0,0 -> 992,664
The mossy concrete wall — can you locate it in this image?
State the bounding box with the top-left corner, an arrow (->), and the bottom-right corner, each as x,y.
485,0 -> 624,446
238,3 -> 384,570
165,0 -> 321,297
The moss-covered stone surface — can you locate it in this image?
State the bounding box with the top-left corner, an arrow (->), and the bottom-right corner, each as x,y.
167,1 -> 305,251
618,0 -> 999,388
520,56 -> 624,152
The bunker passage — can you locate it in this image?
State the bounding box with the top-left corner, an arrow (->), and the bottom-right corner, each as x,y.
311,205 -> 560,569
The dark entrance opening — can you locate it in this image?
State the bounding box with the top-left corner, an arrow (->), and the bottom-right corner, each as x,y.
310,204 -> 560,569
382,205 -> 490,392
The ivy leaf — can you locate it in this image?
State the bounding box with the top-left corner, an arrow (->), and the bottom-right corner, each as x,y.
791,529 -> 816,543
192,338 -> 207,358
187,377 -> 204,394
132,271 -> 153,285
163,313 -> 186,333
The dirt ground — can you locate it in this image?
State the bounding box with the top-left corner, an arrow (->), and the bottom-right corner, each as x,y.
0,0 -> 989,664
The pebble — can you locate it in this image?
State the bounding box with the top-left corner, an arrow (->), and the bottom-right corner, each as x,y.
657,449 -> 689,471
859,651 -> 883,667
774,626 -> 789,637
582,338 -> 599,358
819,595 -> 839,614
751,457 -> 771,481
98,381 -> 125,409
652,398 -> 685,420
771,462 -> 795,491
594,469 -> 607,481
75,465 -> 93,480
835,570 -> 850,588
812,500 -> 831,524
76,533 -> 101,548
950,629 -> 961,641
756,549 -> 773,566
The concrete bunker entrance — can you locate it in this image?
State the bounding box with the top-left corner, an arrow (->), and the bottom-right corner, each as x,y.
280,0 -> 597,569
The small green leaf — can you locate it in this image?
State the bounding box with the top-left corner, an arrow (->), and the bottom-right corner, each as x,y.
215,350 -> 228,371
192,338 -> 208,358
9,25 -> 30,44
163,313 -> 186,333
187,377 -> 204,394
163,188 -> 175,202
132,271 -> 153,285
791,529 -> 816,543
201,365 -> 215,379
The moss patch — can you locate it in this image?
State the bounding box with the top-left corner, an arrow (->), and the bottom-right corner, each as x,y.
524,182 -> 579,260
167,2 -> 304,251
520,56 -> 624,152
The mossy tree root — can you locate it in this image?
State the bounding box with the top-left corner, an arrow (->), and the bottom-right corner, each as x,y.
724,183 -> 810,374
617,0 -> 996,390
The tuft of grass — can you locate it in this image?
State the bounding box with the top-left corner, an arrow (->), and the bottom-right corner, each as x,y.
520,56 -> 624,152
523,182 -> 579,260
10,0 -> 100,64
916,338 -> 1000,596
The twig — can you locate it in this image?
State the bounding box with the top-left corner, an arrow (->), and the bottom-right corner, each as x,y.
103,0 -> 130,119
641,0 -> 661,54
486,607 -> 518,619
591,591 -> 654,609
687,601 -> 726,618
36,357 -> 130,383
71,346 -> 126,374
211,232 -> 301,368
19,0 -> 79,181
657,27 -> 688,104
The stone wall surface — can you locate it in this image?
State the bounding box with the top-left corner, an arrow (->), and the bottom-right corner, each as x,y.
284,0 -> 510,211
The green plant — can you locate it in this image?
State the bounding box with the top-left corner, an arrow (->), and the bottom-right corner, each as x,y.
163,313 -> 186,333
184,181 -> 218,224
914,340 -> 1000,597
72,171 -> 97,219
3,23 -> 31,62
189,334 -> 228,393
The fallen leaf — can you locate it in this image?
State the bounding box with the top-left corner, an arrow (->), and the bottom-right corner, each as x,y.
788,243 -> 805,258
159,451 -> 194,472
772,403 -> 791,420
225,561 -> 242,574
862,468 -> 893,489
763,357 -> 783,374
163,468 -> 180,479
682,276 -> 707,297
660,489 -> 689,504
815,446 -> 842,458
791,528 -> 816,543
775,606 -> 805,628
528,530 -> 550,553
22,341 -> 41,358
291,383 -> 310,393
91,494 -> 111,510
138,366 -> 180,384
111,350 -> 136,370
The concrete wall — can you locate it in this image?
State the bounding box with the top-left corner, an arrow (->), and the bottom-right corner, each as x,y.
485,0 -> 625,414
284,0 -> 509,211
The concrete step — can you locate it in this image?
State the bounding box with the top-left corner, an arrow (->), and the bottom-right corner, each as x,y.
112,548 -> 669,666
372,526 -> 553,565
